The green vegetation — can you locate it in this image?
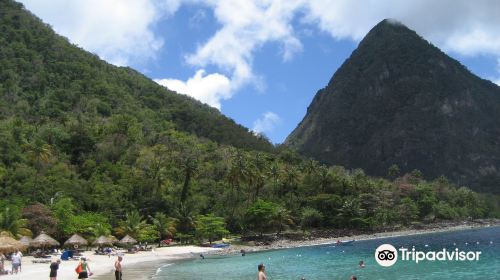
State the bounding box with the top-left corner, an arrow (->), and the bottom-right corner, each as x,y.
195,214 -> 229,244
0,1 -> 498,245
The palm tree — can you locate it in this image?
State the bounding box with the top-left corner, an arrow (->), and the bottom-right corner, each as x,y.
150,212 -> 177,246
268,162 -> 280,198
116,211 -> 147,238
318,165 -> 331,192
302,159 -> 318,175
248,153 -> 267,202
280,165 -> 300,205
226,152 -> 250,215
23,138 -> 53,170
337,198 -> 364,228
174,203 -> 195,234
0,207 -> 32,238
271,206 -> 293,235
136,144 -> 171,196
227,152 -> 249,193
22,138 -> 53,200
179,152 -> 198,203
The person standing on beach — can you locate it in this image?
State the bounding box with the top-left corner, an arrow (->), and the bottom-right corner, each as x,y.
114,256 -> 123,280
49,259 -> 60,280
15,250 -> 23,272
258,263 -> 267,280
78,257 -> 92,279
10,252 -> 21,274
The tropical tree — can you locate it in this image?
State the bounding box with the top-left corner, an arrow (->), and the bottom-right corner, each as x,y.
116,211 -> 147,238
23,138 -> 53,170
136,224 -> 159,243
195,214 -> 229,244
397,198 -> 419,225
300,207 -> 323,232
272,205 -> 294,234
337,197 -> 364,227
22,138 -> 53,200
227,152 -> 250,216
150,212 -> 177,246
0,207 -> 32,237
174,203 -> 196,233
179,150 -> 199,204
387,164 -> 400,180
245,200 -> 280,236
267,162 -> 280,198
21,203 -> 58,235
62,212 -> 111,238
136,144 -> 171,195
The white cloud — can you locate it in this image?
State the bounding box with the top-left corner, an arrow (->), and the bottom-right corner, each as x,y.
494,59 -> 500,86
155,70 -> 231,109
20,0 -> 173,66
186,0 -> 304,88
253,112 -> 282,135
19,0 -> 500,103
303,0 -> 500,56
181,0 -> 500,102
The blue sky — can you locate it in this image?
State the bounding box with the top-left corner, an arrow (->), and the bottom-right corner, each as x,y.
20,0 -> 500,144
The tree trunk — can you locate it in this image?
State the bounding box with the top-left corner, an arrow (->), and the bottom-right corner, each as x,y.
180,168 -> 192,203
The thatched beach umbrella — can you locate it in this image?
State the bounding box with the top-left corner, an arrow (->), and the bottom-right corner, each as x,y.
119,235 -> 137,246
109,235 -> 118,243
31,231 -> 60,248
94,235 -> 113,247
19,236 -> 33,247
64,234 -> 88,248
0,234 -> 27,253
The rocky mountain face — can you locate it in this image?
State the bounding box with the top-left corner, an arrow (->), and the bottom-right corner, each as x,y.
286,19 -> 500,193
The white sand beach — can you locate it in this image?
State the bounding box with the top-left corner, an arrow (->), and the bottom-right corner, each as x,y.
1,220 -> 498,280
0,246 -> 219,280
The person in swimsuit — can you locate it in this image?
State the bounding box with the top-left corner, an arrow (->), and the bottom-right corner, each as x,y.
49,259 -> 60,280
78,258 -> 92,279
258,263 -> 267,280
114,256 -> 123,280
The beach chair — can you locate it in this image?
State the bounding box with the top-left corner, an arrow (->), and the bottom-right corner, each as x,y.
32,259 -> 51,264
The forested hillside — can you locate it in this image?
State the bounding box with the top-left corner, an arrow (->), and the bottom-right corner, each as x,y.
0,1 -> 497,244
0,0 -> 273,153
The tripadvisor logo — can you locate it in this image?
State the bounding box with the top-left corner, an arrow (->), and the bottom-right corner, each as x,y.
375,244 -> 482,267
375,244 -> 398,267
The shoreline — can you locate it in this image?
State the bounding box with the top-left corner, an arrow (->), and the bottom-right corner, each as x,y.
216,219 -> 500,256
98,219 -> 500,279
2,220 -> 498,280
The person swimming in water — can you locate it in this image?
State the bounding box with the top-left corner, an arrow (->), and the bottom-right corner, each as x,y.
200,254 -> 205,259
359,260 -> 365,268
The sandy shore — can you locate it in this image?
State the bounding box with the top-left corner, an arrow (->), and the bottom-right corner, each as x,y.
0,246 -> 219,280
1,220 -> 498,280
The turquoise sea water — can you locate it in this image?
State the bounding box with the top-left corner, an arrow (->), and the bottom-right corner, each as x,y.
154,227 -> 500,280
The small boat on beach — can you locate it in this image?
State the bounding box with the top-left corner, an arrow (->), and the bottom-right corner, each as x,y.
211,243 -> 231,248
335,240 -> 355,246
